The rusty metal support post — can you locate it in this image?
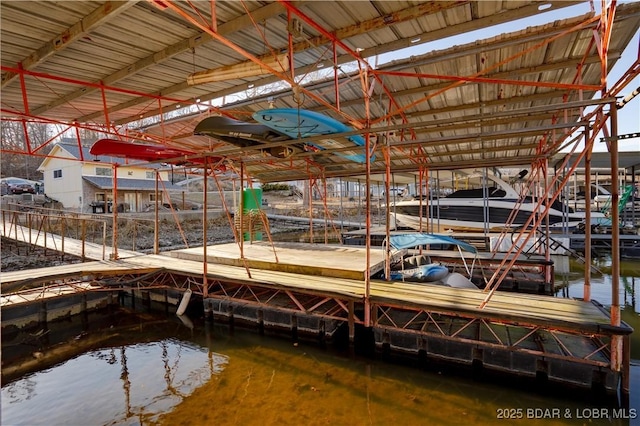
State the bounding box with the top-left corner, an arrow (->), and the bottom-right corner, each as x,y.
102,221 -> 106,260
240,161 -> 245,260
364,131 -> 372,327
584,125 -> 592,301
61,216 -> 65,260
203,158 -> 209,298
384,134 -> 391,281
308,178 -> 314,243
112,164 -> 119,260
81,218 -> 86,261
609,103 -> 622,373
154,171 -> 159,255
43,214 -> 48,255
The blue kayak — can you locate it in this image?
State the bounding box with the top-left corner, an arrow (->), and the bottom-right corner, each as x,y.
252,108 -> 374,163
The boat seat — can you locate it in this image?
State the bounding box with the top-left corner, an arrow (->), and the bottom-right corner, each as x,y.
403,255 -> 432,269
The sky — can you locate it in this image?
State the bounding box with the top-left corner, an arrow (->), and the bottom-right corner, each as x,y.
373,1 -> 639,153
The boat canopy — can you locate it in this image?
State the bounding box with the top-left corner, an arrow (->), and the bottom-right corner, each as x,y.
388,233 -> 477,254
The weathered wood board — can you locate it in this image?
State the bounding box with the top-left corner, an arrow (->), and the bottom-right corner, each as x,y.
166,241 -> 404,280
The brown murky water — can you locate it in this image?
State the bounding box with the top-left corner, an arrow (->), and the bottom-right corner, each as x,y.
2,260 -> 639,426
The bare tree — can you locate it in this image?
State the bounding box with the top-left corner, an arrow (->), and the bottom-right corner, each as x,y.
1,120 -> 52,179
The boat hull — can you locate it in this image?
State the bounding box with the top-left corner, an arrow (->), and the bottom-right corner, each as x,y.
89,139 -> 225,168
253,108 -> 373,163
388,263 -> 449,282
194,116 -> 300,158
392,198 -> 600,232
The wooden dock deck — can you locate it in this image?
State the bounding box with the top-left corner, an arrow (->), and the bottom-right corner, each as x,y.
1,225 -> 627,336
167,241 -> 403,280
1,225 -> 632,395
1,248 -> 626,336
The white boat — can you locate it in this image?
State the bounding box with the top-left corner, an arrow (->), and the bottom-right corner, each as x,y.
572,183 -> 640,213
391,172 -> 605,232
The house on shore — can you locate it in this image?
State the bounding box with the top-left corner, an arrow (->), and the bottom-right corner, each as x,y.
38,141 -> 182,213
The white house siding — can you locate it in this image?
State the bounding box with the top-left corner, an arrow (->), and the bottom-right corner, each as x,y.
39,143 -> 179,213
42,152 -> 84,210
81,165 -> 172,213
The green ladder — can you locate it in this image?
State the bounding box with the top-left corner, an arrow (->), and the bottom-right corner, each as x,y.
600,184 -> 635,216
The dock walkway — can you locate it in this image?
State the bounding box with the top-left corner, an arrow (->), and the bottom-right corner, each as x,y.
1,223 -> 632,394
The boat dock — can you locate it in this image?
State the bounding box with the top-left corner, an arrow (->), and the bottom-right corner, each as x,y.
1,222 -> 633,396
343,228 -> 557,293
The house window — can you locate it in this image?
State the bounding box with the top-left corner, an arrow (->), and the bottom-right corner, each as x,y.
96,167 -> 112,176
149,194 -> 157,202
53,169 -> 62,178
146,171 -> 155,179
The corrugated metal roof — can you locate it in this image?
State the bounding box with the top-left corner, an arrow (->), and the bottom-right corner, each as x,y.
2,1 -> 639,183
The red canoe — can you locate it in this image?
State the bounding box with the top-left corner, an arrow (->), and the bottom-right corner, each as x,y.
90,139 -> 225,168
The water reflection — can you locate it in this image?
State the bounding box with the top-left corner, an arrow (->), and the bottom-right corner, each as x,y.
1,333 -> 228,425
555,259 -> 639,314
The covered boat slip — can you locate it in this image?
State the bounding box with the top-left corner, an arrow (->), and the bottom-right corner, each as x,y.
0,234 -> 631,392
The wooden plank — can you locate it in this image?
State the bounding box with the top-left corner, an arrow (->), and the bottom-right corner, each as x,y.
167,241 -> 401,280
1,226 -> 626,336
124,254 -> 625,334
0,260 -> 159,286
